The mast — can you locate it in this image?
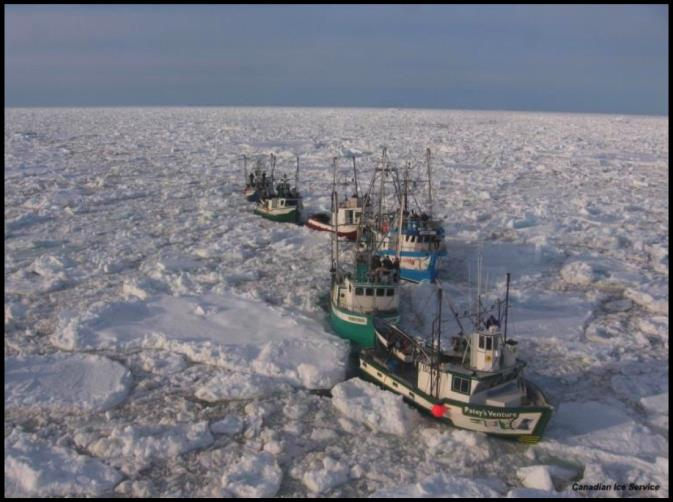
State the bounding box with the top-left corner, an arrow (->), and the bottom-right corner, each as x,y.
377,148 -> 387,234
295,155 -> 300,192
504,272 -> 510,342
430,285 -> 443,399
331,157 -> 339,272
243,155 -> 248,182
396,164 -> 408,261
476,249 -> 483,328
442,284 -> 466,336
270,153 -> 276,190
352,156 -> 359,199
426,148 -> 433,217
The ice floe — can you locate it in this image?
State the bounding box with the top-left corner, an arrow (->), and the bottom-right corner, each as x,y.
5,353 -> 131,413
331,378 -> 422,436
52,292 -> 349,389
5,430 -> 123,497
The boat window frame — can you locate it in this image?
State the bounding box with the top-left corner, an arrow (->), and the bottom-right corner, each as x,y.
365,288 -> 374,296
485,336 -> 493,351
479,334 -> 485,349
355,287 -> 364,296
376,288 -> 385,297
451,375 -> 472,395
386,288 -> 394,297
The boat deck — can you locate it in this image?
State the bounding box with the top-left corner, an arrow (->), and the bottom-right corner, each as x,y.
363,346 -> 419,388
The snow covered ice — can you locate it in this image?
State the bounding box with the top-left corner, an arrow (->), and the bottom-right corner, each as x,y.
5,107 -> 669,497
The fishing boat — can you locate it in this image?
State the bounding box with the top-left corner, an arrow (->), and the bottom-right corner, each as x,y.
254,154 -> 303,223
306,156 -> 364,240
328,155 -> 402,347
373,149 -> 447,283
242,155 -> 273,202
360,274 -> 553,443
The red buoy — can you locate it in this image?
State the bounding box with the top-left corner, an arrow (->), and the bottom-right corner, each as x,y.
431,403 -> 446,418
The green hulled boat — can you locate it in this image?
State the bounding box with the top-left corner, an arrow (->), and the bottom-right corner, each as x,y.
254,154 -> 302,224
327,154 -> 402,347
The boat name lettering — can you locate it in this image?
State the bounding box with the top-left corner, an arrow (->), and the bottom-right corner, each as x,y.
463,406 -> 519,419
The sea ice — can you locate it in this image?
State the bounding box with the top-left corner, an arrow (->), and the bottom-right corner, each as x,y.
4,430 -> 122,497
331,378 -> 422,436
516,465 -> 555,491
5,353 -> 131,413
220,449 -> 282,497
371,472 -> 502,497
83,421 -> 214,475
52,292 -> 349,389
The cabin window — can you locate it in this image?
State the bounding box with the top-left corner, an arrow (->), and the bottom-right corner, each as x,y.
408,392 -> 415,398
493,337 -> 498,350
355,287 -> 364,296
411,235 -> 416,243
376,288 -> 385,296
392,382 -> 398,388
452,376 -> 471,395
348,284 -> 351,293
366,288 -> 374,296
479,334 -> 485,349
280,200 -> 285,207
386,289 -> 394,297
485,336 -> 493,351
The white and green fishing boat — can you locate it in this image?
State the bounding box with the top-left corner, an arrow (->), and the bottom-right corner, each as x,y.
254,154 -> 303,223
328,156 -> 402,347
360,275 -> 553,443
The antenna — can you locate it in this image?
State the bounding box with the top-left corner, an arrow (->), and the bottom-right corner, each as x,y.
352,156 -> 359,198
243,154 -> 248,182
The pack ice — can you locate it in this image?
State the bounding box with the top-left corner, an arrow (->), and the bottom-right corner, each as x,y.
4,107 -> 668,497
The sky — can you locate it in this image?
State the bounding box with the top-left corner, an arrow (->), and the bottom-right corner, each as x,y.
4,4 -> 669,115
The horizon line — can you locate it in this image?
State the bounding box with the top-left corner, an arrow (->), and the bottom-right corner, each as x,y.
5,103 -> 668,119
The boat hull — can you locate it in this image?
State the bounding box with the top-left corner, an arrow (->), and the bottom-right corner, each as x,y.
376,250 -> 446,283
306,216 -> 358,240
254,206 -> 299,223
329,302 -> 399,348
359,352 -> 553,443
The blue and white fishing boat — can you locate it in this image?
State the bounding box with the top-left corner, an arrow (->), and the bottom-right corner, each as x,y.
373,149 -> 447,283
